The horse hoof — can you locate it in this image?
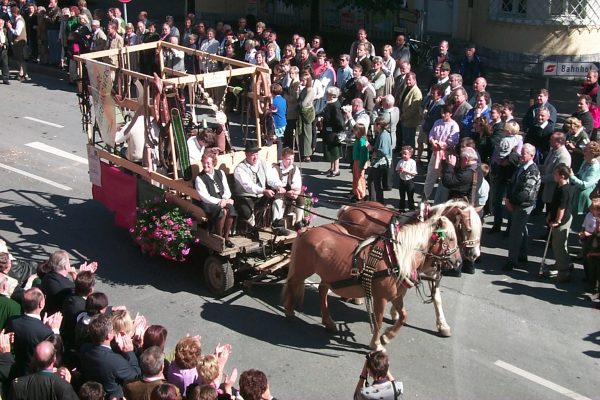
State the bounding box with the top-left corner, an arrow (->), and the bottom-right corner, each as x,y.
323,322 -> 338,332
380,334 -> 390,345
438,327 -> 452,337
284,310 -> 295,319
389,309 -> 399,322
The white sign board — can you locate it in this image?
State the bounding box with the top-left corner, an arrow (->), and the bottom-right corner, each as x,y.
543,61 -> 599,76
203,72 -> 228,89
87,145 -> 102,187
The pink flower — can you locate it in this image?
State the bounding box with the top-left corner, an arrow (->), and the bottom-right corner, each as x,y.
181,247 -> 190,256
301,185 -> 307,191
172,224 -> 180,230
194,238 -> 200,243
312,197 -> 318,204
307,192 -> 313,197
185,218 -> 193,226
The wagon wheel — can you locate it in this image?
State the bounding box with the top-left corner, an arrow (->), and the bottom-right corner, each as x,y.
203,255 -> 234,296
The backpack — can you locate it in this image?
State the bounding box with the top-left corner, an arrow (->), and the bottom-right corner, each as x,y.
357,380 -> 403,400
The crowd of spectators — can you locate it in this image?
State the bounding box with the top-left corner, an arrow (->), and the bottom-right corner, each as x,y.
0,242 -> 279,400
1,4 -> 600,396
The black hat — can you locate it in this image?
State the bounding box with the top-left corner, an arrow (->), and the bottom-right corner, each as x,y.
244,142 -> 260,153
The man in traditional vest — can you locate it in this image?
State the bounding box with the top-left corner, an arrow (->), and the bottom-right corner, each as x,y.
233,143 -> 286,236
7,6 -> 29,81
272,148 -> 305,231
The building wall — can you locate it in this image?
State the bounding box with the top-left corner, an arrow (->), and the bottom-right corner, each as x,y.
452,0 -> 600,73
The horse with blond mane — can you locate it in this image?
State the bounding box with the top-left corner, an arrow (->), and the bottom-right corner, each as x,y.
283,216 -> 461,350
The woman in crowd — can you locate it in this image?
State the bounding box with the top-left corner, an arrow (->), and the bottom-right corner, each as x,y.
570,141 -> 600,229
368,116 -> 393,204
167,335 -> 202,396
283,66 -> 300,149
281,44 -> 296,67
297,70 -> 315,162
194,151 -> 236,248
564,116 -> 590,172
320,86 -> 344,177
351,123 -> 370,202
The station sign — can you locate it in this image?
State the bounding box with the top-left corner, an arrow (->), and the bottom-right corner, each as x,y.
543,61 -> 599,76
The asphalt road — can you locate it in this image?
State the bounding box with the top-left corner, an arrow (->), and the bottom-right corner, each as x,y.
0,68 -> 598,400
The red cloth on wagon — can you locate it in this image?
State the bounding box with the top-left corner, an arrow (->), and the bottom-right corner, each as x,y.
91,161 -> 137,229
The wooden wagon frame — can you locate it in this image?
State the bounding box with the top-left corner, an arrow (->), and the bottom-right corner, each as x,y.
74,41 -> 297,296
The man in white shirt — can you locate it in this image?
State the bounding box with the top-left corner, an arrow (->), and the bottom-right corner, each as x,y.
272,148 -> 305,231
233,144 -> 286,235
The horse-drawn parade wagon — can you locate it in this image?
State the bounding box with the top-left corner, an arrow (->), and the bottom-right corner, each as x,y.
74,40 -> 483,350
74,41 -> 299,297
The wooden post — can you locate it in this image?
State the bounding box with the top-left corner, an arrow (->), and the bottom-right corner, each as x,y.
252,72 -> 261,147
158,43 -> 165,79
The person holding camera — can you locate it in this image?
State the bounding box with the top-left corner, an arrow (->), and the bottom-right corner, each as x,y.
354,351 -> 403,400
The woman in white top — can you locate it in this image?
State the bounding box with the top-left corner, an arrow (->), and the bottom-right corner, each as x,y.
194,151 -> 236,248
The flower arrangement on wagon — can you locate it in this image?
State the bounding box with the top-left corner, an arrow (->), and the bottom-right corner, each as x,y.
301,185 -> 318,226
130,197 -> 196,262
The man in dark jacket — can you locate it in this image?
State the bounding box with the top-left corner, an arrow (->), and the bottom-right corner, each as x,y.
9,341 -> 78,400
503,143 -> 541,271
442,146 -> 478,201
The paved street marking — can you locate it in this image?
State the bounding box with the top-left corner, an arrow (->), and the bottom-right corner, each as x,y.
0,163 -> 72,191
22,116 -> 64,128
494,360 -> 591,400
26,142 -> 88,164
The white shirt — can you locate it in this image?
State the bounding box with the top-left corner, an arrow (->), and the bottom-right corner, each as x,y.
582,212 -> 598,234
187,137 -> 205,164
115,116 -> 160,162
195,169 -> 231,204
476,177 -> 490,207
396,158 -> 417,181
234,160 -> 282,196
277,162 -> 301,191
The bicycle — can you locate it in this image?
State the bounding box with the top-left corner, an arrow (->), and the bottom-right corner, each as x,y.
407,37 -> 434,69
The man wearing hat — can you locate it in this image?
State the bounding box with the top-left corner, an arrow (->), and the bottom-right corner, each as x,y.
233,144 -> 287,236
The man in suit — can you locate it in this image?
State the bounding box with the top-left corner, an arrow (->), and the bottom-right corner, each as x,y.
60,271 -> 95,363
123,346 -> 168,400
451,87 -> 473,133
5,288 -> 61,378
540,132 -> 571,211
522,88 -> 558,132
79,313 -> 141,398
41,250 -> 97,317
525,107 -> 554,162
398,72 -> 422,149
9,341 -> 78,399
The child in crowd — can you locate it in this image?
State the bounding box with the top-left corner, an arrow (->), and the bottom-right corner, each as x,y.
270,83 -> 287,159
546,164 -> 573,282
579,198 -> 600,296
395,145 -> 417,211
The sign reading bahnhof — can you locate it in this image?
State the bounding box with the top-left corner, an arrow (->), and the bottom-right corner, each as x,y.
543,61 -> 599,76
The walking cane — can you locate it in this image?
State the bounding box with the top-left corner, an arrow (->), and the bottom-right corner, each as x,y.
538,227 -> 554,278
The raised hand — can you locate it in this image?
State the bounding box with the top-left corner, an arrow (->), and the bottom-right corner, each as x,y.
79,261 -> 98,273
0,330 -> 11,353
43,312 -> 63,330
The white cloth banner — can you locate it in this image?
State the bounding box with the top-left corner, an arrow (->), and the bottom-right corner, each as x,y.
87,61 -> 117,147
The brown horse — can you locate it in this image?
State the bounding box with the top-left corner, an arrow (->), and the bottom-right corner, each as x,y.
337,199 -> 482,262
283,216 -> 461,350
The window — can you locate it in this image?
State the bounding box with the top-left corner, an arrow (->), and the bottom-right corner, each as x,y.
489,0 -> 600,26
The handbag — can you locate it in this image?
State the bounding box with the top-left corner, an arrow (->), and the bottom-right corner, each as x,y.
336,132 -> 347,144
